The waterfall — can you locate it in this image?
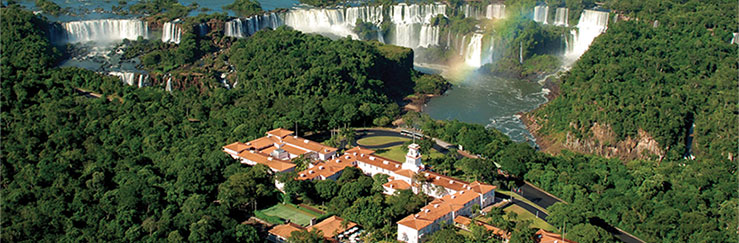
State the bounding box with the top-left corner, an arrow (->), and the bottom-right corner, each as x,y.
463,4 -> 505,20
166,77 -> 173,92
553,8 -> 568,26
344,5 -> 384,25
224,13 -> 282,38
137,74 -> 149,87
387,3 -> 446,48
464,33 -> 483,67
486,4 -> 506,19
109,71 -> 136,86
162,21 -> 182,44
566,10 -> 609,60
533,6 -> 549,24
225,4 -> 446,48
55,19 -> 148,44
459,33 -> 494,67
388,3 -> 446,24
418,24 -> 440,48
519,41 -> 523,64
197,23 -> 209,36
109,71 -> 148,86
283,8 -> 356,38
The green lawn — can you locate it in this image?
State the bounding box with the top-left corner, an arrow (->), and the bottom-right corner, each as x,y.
503,205 -> 557,232
260,203 -> 321,226
374,144 -> 445,162
356,136 -> 410,146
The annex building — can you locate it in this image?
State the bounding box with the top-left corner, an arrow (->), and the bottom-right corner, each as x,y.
222,128 -> 496,243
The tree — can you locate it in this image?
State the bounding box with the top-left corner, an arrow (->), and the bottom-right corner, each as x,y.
546,202 -> 587,230
217,165 -> 275,211
428,226 -> 465,243
234,224 -> 260,243
288,228 -> 325,243
567,223 -> 614,243
509,220 -> 536,243
314,180 -> 339,203
497,143 -> 537,178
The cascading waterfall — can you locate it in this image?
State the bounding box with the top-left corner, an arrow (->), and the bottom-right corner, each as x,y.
224,13 -> 282,38
533,6 -> 549,24
344,5 -> 384,25
197,23 -> 209,36
387,3 -> 446,48
486,4 -> 506,19
461,33 -> 495,67
162,21 -> 182,44
566,10 -> 609,60
109,71 -> 136,86
166,77 -> 173,92
109,71 -> 148,87
463,4 -> 506,20
55,19 -> 148,44
282,8 -> 355,38
418,24 -> 440,48
553,8 -> 568,26
464,34 -> 482,67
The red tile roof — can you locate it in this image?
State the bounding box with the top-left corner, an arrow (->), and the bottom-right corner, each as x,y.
237,150 -> 296,172
536,229 -> 578,243
397,184 -> 495,230
267,128 -> 295,138
454,216 -> 510,239
384,179 -> 412,190
269,223 -> 304,239
307,216 -> 357,239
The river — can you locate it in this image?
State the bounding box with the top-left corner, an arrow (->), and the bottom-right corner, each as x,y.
414,65 -> 548,143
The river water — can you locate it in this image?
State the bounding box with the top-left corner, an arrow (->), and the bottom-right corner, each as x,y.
415,66 -> 548,143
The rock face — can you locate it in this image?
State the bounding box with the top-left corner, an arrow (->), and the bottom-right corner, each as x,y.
523,114 -> 665,161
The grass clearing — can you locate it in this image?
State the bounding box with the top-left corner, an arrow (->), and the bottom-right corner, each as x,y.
260,203 -> 321,226
374,144 -> 445,162
356,136 -> 410,146
496,190 -> 549,213
503,205 -> 556,232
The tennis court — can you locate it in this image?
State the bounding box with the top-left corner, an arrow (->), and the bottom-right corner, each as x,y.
261,203 -> 321,226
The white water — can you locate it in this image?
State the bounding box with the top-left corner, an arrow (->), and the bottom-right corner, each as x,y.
386,4 -> 446,48
452,33 -> 495,68
486,4 -> 506,19
224,13 -> 282,38
533,6 -> 549,24
197,23 -> 209,36
732,33 -> 738,44
553,8 -> 568,26
162,21 -> 181,44
166,77 -> 173,92
283,8 -> 357,38
109,71 -> 148,87
57,19 -> 148,43
388,3 -> 446,24
417,25 -> 440,48
566,10 -> 609,61
462,4 -> 506,20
